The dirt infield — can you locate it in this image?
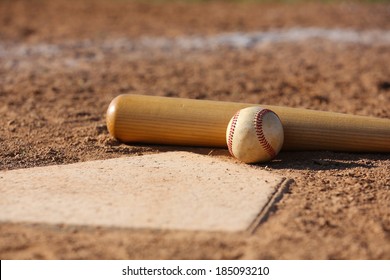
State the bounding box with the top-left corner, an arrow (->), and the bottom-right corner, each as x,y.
1,0 -> 389,259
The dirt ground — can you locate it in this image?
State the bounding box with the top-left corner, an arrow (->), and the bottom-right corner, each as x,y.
0,0 -> 389,259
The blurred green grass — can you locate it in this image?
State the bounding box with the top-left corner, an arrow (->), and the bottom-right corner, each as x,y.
136,0 -> 390,3
2,0 -> 387,3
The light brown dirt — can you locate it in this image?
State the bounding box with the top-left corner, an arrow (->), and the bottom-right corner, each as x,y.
0,0 -> 389,259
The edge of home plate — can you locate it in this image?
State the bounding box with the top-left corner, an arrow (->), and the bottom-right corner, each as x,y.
0,152 -> 293,232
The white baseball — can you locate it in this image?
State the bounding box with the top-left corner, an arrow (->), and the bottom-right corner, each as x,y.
226,106 -> 284,163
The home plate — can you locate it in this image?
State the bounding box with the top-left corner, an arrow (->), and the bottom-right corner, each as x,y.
0,152 -> 291,232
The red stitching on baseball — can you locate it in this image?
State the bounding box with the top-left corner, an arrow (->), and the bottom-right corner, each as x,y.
254,109 -> 276,159
227,111 -> 240,157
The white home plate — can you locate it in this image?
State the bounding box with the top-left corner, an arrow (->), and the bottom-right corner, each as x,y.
0,152 -> 291,232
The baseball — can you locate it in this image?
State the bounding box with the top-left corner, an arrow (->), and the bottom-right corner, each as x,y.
226,106 -> 284,163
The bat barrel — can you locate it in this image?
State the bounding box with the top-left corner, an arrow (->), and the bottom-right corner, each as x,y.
106,94 -> 390,152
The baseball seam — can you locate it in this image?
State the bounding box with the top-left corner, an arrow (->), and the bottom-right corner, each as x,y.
227,111 -> 240,158
254,109 -> 276,159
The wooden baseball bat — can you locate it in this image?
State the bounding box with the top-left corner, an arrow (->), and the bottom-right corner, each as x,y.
106,94 -> 390,152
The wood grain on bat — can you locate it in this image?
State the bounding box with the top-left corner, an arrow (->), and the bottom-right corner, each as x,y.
106,94 -> 390,152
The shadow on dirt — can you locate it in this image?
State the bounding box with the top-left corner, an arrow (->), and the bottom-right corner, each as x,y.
258,151 -> 385,171
127,143 -> 386,171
